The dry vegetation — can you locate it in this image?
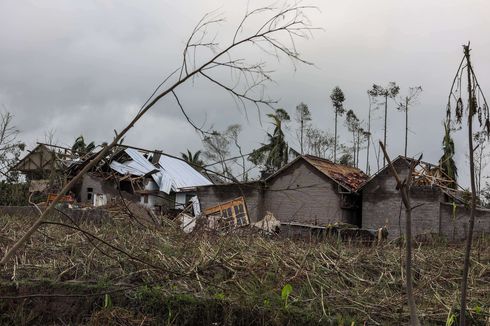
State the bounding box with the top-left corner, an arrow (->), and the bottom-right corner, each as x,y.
0,211 -> 489,325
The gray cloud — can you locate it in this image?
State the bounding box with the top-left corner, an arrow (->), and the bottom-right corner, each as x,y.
1,0 -> 490,184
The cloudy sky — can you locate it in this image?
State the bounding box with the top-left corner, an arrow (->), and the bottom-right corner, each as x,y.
1,0 -> 489,182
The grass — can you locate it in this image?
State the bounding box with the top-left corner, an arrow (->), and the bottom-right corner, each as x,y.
0,211 -> 489,325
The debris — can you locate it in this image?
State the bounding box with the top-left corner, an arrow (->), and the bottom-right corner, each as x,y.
47,193 -> 75,205
203,197 -> 250,231
252,211 -> 280,233
28,180 -> 49,193
93,194 -> 107,207
179,213 -> 196,233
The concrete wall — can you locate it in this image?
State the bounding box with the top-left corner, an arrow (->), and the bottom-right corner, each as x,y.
362,159 -> 442,238
439,202 -> 490,240
78,174 -> 119,204
196,182 -> 264,222
264,160 -> 355,225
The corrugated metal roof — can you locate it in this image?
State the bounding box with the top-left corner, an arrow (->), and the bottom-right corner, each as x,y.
303,155 -> 368,192
110,148 -> 212,194
157,155 -> 212,191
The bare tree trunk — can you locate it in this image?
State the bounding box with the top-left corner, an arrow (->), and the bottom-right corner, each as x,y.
404,188 -> 419,326
352,130 -> 356,166
380,142 -> 421,326
366,94 -> 372,174
356,130 -> 360,168
383,94 -> 388,167
460,45 -> 477,326
405,97 -> 409,157
334,111 -> 338,163
300,118 -> 304,155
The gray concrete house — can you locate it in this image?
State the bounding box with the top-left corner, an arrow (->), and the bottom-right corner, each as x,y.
263,155 -> 368,226
197,155 -> 368,226
361,156 -> 490,239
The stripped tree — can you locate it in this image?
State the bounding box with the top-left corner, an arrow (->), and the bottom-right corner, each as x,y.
295,102 -> 311,155
396,86 -> 422,157
369,82 -> 400,167
446,43 -> 490,326
365,91 -> 376,174
330,86 -> 346,163
345,109 -> 360,167
0,3 -> 317,265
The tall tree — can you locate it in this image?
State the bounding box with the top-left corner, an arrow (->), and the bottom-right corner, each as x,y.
295,102 -> 311,155
304,127 -> 334,159
227,124 -> 249,181
396,86 -> 423,157
249,108 -> 291,173
345,109 -> 360,167
202,129 -> 232,178
365,92 -> 375,174
446,43 -> 490,326
439,120 -> 458,189
330,87 -> 346,163
356,128 -> 370,169
368,82 -> 400,167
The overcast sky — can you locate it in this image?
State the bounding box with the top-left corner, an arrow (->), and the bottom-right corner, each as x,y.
1,0 -> 489,183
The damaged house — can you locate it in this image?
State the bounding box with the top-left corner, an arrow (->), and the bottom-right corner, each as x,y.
361,156 -> 490,240
197,155 -> 369,229
12,143 -> 212,211
109,147 -> 212,212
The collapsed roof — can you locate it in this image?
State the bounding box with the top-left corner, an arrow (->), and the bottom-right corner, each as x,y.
361,155 -> 466,203
110,148 -> 212,194
303,155 -> 369,192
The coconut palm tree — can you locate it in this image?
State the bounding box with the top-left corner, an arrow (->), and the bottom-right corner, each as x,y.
71,135 -> 95,156
181,149 -> 205,171
249,108 -> 290,173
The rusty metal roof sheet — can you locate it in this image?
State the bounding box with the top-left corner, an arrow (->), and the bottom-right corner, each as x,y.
303,155 -> 369,192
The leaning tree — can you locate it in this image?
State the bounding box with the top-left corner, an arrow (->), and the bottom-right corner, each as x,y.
446,43 -> 490,326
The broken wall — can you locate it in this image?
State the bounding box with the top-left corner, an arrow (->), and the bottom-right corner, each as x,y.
362,159 -> 442,238
196,182 -> 264,222
77,174 -> 118,204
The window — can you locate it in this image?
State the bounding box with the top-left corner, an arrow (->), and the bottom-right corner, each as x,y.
203,197 -> 250,229
87,187 -> 94,201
